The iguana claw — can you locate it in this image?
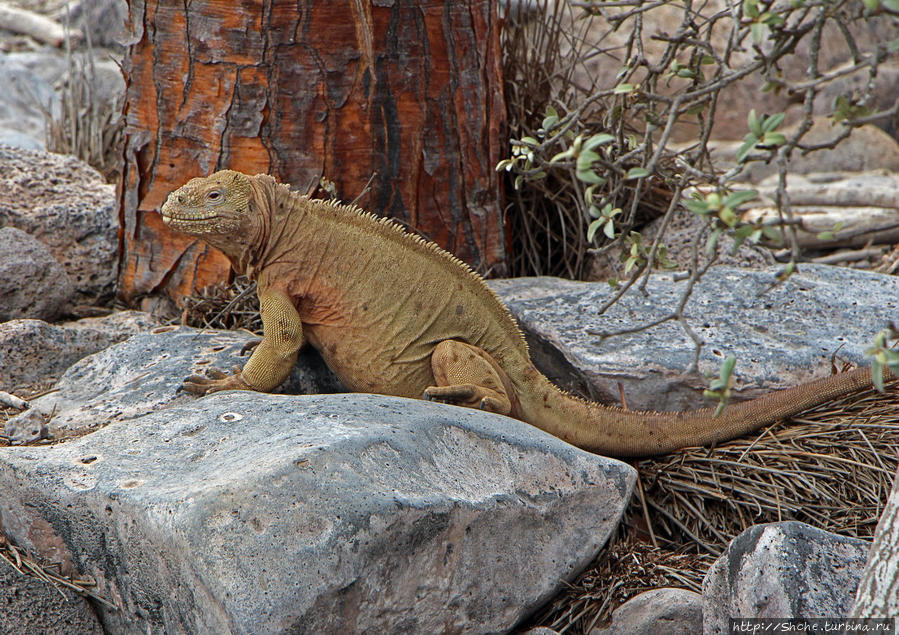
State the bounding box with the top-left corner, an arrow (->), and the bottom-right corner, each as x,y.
182,365 -> 251,395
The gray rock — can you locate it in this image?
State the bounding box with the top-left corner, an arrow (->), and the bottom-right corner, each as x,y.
702,521 -> 870,634
489,264 -> 899,411
0,556 -> 103,635
4,408 -> 47,444
0,390 -> 635,634
0,54 -> 58,151
0,226 -> 74,321
591,588 -> 703,635
0,145 -> 118,303
21,326 -> 344,440
0,310 -> 157,390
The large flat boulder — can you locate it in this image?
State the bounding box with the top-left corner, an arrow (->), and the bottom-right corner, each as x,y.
0,392 -> 634,633
491,264 -> 898,411
1,325 -> 634,633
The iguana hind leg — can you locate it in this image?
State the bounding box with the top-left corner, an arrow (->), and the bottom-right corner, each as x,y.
423,340 -> 514,415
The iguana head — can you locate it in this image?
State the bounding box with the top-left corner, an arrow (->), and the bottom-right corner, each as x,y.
161,170 -> 264,266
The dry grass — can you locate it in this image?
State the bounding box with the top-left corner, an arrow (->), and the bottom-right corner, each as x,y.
43,34 -> 124,182
177,276 -> 262,334
634,381 -> 899,555
501,2 -> 674,279
522,530 -> 714,633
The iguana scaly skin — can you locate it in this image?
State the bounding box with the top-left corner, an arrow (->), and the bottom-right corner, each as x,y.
160,170 -> 895,457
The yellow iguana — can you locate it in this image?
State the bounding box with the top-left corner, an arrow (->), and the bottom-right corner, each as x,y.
160,170 -> 895,457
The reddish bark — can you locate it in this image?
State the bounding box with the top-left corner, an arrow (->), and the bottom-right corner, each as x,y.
119,0 -> 507,303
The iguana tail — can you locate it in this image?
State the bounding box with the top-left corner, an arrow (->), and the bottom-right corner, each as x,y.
517,366 -> 895,457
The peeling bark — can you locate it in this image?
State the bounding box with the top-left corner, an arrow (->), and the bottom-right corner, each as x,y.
118,0 -> 507,303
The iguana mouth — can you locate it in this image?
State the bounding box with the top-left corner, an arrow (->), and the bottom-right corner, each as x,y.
160,204 -> 220,230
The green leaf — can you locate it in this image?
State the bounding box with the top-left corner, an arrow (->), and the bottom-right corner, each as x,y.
603,219 -> 617,239
701,55 -> 716,65
576,169 -> 606,185
750,22 -> 767,44
613,83 -> 635,94
743,0 -> 760,19
762,112 -> 785,132
762,132 -> 787,146
737,138 -> 757,163
685,199 -> 710,216
719,206 -> 738,227
816,231 -> 835,241
872,359 -> 885,392
549,148 -> 574,164
747,109 -> 762,136
761,225 -> 783,244
687,102 -> 707,116
676,68 -> 696,79
883,0 -> 899,11
723,189 -> 758,208
734,224 -> 759,242
587,218 -> 603,243
889,38 -> 899,53
720,355 -> 737,380
626,167 -> 650,179
584,133 -> 615,150
577,149 -> 601,171
521,136 -> 539,146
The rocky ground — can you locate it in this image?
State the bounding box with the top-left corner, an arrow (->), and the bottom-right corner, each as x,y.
1,1 -> 898,634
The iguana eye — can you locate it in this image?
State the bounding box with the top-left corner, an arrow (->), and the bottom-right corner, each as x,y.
207,191 -> 222,202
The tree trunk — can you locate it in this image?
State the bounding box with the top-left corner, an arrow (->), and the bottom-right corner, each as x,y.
851,465 -> 899,618
118,0 -> 507,303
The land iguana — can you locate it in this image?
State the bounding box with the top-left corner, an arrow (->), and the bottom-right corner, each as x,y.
160,170 -> 895,457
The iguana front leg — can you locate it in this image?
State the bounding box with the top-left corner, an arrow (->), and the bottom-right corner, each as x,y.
423,340 -> 515,415
183,289 -> 303,394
